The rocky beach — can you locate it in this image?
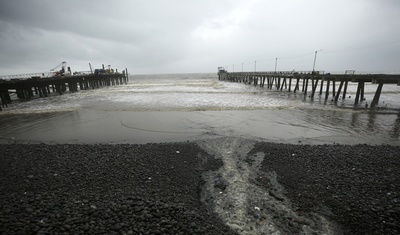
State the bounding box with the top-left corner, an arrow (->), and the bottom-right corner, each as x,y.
1,139 -> 399,234
0,142 -> 233,235
251,142 -> 400,234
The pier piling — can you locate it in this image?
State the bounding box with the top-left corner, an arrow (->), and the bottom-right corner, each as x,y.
370,83 -> 384,108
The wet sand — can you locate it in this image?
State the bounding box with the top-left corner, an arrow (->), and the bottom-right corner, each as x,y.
1,109 -> 400,146
1,139 -> 399,234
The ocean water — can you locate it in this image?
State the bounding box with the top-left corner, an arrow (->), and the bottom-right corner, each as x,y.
0,73 -> 400,145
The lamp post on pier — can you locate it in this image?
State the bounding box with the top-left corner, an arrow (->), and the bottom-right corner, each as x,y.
254,61 -> 257,73
312,49 -> 323,72
275,57 -> 279,73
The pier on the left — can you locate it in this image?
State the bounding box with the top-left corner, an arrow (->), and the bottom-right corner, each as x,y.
0,63 -> 129,111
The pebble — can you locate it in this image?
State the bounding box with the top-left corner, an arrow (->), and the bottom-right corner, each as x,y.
25,208 -> 34,213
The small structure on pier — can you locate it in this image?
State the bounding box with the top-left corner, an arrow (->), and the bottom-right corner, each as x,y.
218,68 -> 400,109
0,64 -> 129,111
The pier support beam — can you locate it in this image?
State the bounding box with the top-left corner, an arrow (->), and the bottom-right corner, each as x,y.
370,83 -> 384,108
354,82 -> 365,105
0,91 -> 10,108
280,77 -> 287,91
268,77 -> 273,89
304,78 -> 309,98
342,81 -> 348,100
294,78 -> 300,93
261,76 -> 266,88
277,77 -> 281,90
311,79 -> 319,98
319,80 -> 324,96
325,81 -> 330,101
43,87 -> 48,97
334,81 -> 345,102
360,82 -> 365,101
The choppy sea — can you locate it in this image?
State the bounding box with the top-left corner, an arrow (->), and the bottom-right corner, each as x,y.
1,73 -> 400,145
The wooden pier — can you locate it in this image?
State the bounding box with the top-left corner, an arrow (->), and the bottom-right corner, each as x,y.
218,68 -> 400,108
0,69 -> 129,111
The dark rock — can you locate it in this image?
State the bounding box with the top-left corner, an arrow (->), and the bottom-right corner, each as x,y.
25,208 -> 33,213
110,224 -> 121,231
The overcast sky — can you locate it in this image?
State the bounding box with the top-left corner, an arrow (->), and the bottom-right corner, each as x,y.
1,0 -> 399,75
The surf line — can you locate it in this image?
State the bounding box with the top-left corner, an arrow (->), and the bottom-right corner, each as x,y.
197,137 -> 339,235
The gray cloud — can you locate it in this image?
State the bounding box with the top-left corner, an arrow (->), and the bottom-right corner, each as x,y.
0,0 -> 399,75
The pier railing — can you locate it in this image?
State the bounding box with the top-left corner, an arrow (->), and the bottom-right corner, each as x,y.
218,69 -> 400,108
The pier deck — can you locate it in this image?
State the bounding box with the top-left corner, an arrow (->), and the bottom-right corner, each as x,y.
218,69 -> 400,108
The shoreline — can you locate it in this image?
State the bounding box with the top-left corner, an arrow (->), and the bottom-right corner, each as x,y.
1,140 -> 399,234
1,109 -> 400,147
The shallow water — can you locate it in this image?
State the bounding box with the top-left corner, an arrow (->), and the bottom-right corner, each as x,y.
198,137 -> 341,234
1,73 -> 399,145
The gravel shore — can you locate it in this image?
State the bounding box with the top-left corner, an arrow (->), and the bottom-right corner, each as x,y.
251,143 -> 400,235
1,141 -> 399,234
0,143 -> 234,235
